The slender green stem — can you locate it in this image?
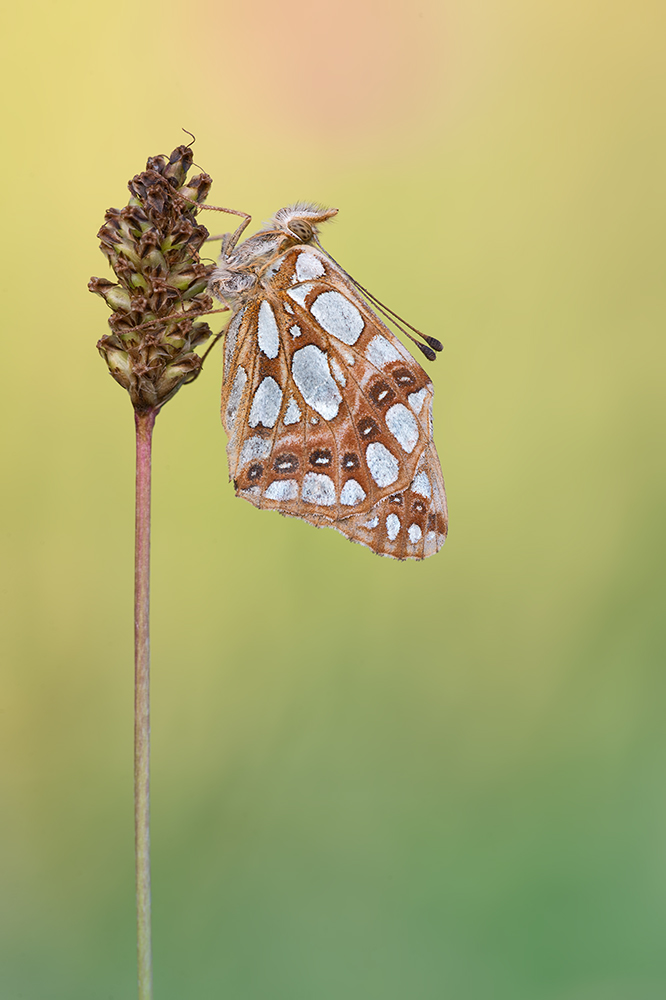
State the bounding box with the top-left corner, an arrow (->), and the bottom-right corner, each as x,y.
134,408 -> 157,1000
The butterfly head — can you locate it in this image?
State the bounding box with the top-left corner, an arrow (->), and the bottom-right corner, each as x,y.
267,203 -> 338,246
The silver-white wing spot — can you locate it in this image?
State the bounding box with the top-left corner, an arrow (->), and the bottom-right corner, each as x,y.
408,524 -> 422,544
330,357 -> 347,386
385,403 -> 419,453
249,377 -> 283,428
302,472 -> 336,506
386,513 -> 400,541
411,471 -> 432,497
340,479 -> 366,506
284,302 -> 294,315
263,260 -> 281,281
287,282 -> 316,308
239,435 -> 271,467
226,366 -> 247,429
310,291 -> 364,345
258,300 -> 280,359
284,396 -> 302,425
366,334 -> 401,367
365,516 -> 379,528
365,442 -> 399,487
289,324 -> 301,338
224,308 -> 245,370
408,388 -> 427,414
265,480 -> 298,501
291,344 -> 342,421
296,251 -> 326,281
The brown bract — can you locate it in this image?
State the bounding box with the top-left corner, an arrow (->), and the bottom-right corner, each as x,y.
90,145 -> 218,411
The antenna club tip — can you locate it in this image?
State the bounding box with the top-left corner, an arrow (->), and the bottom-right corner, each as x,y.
417,343 -> 437,362
424,335 -> 443,352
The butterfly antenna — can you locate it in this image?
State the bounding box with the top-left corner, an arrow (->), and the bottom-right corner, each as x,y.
181,128 -> 196,147
352,284 -> 438,361
349,282 -> 440,361
314,240 -> 443,361
351,280 -> 443,354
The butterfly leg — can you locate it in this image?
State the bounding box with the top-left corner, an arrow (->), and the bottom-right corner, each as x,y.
187,330 -> 224,375
199,204 -> 252,253
204,231 -> 247,259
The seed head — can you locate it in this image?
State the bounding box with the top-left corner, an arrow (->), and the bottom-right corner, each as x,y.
90,145 -> 218,411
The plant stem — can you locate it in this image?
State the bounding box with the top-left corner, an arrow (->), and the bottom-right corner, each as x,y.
134,408 -> 157,1000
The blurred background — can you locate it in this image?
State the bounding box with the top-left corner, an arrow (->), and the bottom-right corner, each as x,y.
1,0 -> 665,997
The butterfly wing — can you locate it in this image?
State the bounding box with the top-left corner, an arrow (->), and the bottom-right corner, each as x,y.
220,244 -> 448,559
312,439 -> 448,559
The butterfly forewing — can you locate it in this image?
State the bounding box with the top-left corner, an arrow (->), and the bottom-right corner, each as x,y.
217,219 -> 448,559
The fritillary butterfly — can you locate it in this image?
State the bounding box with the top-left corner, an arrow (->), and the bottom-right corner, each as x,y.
208,203 -> 448,559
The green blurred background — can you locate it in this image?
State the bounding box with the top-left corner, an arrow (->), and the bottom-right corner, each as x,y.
2,0 -> 665,997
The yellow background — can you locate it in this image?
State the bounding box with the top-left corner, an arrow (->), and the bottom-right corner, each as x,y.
2,1 -> 665,996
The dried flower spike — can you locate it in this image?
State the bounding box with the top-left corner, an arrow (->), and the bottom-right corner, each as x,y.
90,145 -> 219,411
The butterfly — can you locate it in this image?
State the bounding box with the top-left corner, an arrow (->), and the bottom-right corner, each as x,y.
208,203 -> 448,559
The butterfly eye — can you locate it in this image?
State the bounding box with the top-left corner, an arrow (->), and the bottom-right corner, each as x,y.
288,220 -> 313,242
